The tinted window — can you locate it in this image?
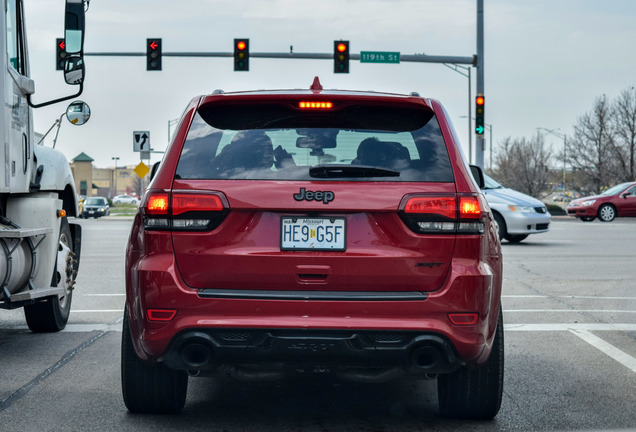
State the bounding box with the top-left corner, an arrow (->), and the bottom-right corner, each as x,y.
176,104 -> 454,182
85,198 -> 106,205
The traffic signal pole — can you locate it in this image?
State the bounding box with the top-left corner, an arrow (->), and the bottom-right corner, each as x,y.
475,0 -> 485,168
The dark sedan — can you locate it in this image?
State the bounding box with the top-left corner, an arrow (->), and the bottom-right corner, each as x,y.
567,182 -> 636,222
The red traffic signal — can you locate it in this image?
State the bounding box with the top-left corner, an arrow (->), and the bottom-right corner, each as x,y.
56,38 -> 66,71
475,94 -> 485,135
334,40 -> 350,74
146,38 -> 162,71
234,38 -> 249,71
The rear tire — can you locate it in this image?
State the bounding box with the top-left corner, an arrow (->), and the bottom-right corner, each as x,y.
121,308 -> 188,413
24,218 -> 75,333
437,309 -> 504,419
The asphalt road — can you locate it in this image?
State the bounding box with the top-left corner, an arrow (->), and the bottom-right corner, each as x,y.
1,216 -> 635,431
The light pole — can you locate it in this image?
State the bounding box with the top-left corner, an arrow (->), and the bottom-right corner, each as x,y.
111,156 -> 120,198
444,63 -> 472,163
168,118 -> 179,143
537,128 -> 567,193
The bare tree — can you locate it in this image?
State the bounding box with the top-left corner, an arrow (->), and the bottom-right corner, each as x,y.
568,95 -> 617,193
611,86 -> 636,182
492,133 -> 552,198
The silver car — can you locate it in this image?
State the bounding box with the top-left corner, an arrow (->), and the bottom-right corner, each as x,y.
482,174 -> 551,243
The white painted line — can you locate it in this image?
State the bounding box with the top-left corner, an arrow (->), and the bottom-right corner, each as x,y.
70,309 -> 124,313
560,296 -> 636,300
503,295 -> 636,300
506,309 -> 636,314
62,323 -> 122,333
570,329 -> 636,373
505,323 -> 636,331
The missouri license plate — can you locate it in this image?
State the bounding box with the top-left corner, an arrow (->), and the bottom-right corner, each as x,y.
281,217 -> 346,251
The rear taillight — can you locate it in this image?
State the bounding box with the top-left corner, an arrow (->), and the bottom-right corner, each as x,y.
400,194 -> 485,234
143,190 -> 228,231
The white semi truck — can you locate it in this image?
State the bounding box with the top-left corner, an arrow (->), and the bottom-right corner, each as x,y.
0,0 -> 87,332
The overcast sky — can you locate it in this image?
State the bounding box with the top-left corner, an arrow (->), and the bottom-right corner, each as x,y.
24,0 -> 636,169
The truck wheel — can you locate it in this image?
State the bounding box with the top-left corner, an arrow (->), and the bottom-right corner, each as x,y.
437,309 -> 504,419
24,217 -> 75,333
121,308 -> 188,413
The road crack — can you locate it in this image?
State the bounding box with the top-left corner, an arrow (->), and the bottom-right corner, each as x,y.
0,331 -> 108,412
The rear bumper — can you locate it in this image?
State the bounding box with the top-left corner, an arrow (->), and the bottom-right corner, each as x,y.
159,328 -> 464,377
126,251 -> 502,372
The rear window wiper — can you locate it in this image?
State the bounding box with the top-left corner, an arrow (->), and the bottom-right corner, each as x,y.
309,164 -> 400,178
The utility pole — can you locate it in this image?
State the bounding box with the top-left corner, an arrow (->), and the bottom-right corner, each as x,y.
112,156 -> 120,198
475,0 -> 485,168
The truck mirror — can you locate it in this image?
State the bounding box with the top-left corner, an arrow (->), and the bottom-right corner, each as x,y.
66,100 -> 91,126
64,56 -> 84,85
65,0 -> 85,54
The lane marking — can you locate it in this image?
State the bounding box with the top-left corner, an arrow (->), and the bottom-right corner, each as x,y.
560,296 -> 636,300
505,323 -> 636,331
570,329 -> 636,373
62,323 -> 122,332
71,309 -> 124,313
506,309 -> 636,314
503,295 -> 636,300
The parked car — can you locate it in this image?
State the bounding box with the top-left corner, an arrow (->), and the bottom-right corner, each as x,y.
80,196 -> 110,218
122,78 -> 504,419
482,174 -> 551,243
113,194 -> 139,205
567,182 -> 636,222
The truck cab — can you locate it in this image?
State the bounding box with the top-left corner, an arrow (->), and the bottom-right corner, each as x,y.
0,0 -> 87,332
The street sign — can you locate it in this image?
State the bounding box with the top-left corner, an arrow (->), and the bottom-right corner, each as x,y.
360,51 -> 400,63
133,131 -> 150,152
134,162 -> 150,178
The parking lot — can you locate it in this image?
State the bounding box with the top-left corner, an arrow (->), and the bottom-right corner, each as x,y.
0,216 -> 635,431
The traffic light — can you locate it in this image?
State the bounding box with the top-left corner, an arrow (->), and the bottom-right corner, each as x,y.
146,38 -> 162,71
475,94 -> 485,135
56,38 -> 66,71
334,41 -> 349,73
234,39 -> 250,71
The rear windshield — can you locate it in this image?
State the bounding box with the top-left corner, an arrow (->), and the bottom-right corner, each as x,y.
175,103 -> 454,182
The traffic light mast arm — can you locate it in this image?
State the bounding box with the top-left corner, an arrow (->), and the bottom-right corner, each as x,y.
86,51 -> 474,64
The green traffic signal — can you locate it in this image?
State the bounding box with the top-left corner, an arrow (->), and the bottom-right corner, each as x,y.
475,94 -> 485,136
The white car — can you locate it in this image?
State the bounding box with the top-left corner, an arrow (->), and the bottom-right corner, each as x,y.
113,195 -> 139,205
482,174 -> 551,243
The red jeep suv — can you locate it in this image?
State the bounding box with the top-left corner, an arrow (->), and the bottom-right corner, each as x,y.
122,78 -> 504,419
